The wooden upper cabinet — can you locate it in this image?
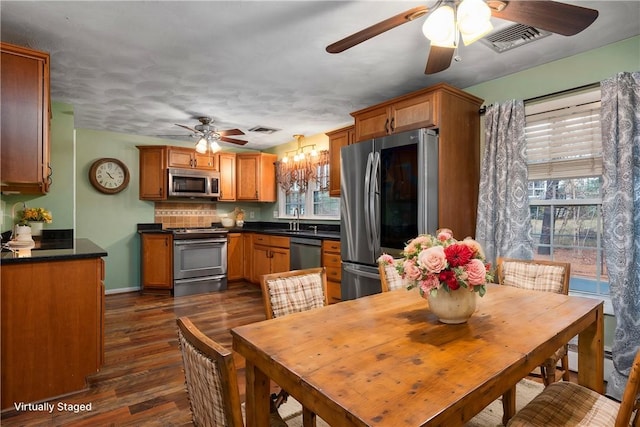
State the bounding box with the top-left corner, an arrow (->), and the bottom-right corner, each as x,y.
168,146 -> 217,170
326,125 -> 355,197
137,146 -> 167,200
218,152 -> 236,201
0,42 -> 51,194
352,89 -> 436,142
236,153 -> 277,202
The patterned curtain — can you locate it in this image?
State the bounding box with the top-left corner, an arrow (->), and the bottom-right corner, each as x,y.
475,100 -> 533,266
600,71 -> 640,400
275,150 -> 330,195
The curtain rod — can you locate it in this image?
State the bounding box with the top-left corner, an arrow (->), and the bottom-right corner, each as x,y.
478,81 -> 600,115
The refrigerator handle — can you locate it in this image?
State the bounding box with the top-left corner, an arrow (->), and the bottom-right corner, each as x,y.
364,152 -> 374,251
371,151 -> 381,256
343,264 -> 381,280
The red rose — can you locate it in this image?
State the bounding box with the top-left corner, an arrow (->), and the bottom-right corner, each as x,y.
444,243 -> 474,267
438,270 -> 458,289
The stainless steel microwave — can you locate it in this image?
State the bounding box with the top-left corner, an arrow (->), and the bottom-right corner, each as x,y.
168,168 -> 220,198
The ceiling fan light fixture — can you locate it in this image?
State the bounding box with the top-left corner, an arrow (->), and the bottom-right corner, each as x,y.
195,137 -> 208,154
209,139 -> 222,154
457,0 -> 493,45
422,5 -> 456,48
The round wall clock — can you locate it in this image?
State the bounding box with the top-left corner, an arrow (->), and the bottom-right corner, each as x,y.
89,158 -> 130,194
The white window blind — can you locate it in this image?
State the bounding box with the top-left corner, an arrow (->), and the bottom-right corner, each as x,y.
525,89 -> 602,180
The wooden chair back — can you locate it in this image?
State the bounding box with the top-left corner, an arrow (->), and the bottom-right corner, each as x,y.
379,260 -> 405,292
176,317 -> 244,427
497,257 -> 571,295
260,267 -> 328,320
617,348 -> 640,427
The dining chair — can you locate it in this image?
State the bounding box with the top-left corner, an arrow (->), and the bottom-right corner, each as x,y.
260,267 -> 327,419
176,317 -> 288,427
497,257 -> 572,386
507,349 -> 640,427
378,259 -> 405,292
260,267 -> 328,320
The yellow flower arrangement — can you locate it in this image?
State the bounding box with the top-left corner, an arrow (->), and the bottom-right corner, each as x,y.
19,207 -> 53,225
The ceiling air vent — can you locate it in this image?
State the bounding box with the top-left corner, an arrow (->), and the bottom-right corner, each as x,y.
481,23 -> 551,53
248,125 -> 280,134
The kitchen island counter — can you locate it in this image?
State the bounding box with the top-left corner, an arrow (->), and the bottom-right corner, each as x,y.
1,238 -> 108,264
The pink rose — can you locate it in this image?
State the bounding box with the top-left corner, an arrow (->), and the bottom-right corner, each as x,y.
436,228 -> 453,241
419,274 -> 440,295
465,258 -> 487,286
403,260 -> 422,281
417,246 -> 447,274
377,253 -> 395,265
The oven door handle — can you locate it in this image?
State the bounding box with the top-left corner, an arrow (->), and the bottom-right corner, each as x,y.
174,239 -> 227,246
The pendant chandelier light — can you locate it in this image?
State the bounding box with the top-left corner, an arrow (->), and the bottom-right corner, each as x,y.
422,0 -> 493,48
281,134 -> 318,164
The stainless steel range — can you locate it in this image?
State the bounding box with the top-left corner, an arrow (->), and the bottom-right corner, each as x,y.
171,228 -> 228,296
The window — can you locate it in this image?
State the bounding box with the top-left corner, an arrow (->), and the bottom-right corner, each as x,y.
525,87 -> 608,298
278,159 -> 340,220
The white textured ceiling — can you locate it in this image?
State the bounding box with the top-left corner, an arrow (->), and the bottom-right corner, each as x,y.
1,1 -> 639,150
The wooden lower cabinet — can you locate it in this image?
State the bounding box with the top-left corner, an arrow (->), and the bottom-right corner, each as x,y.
252,234 -> 290,283
1,257 -> 105,409
322,240 -> 342,304
140,232 -> 173,292
227,232 -> 243,281
242,233 -> 254,282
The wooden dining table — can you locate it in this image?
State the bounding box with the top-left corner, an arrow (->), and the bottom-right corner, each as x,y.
231,283 -> 604,427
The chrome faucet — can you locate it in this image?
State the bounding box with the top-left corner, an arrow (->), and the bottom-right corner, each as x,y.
293,207 -> 300,231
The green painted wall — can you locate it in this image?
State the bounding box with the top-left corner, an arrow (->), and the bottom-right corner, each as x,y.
464,36 -> 640,103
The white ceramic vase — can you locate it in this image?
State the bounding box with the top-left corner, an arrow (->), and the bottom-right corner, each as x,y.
426,289 -> 478,324
28,221 -> 44,236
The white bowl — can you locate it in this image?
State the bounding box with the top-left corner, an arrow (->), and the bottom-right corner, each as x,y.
221,217 -> 235,228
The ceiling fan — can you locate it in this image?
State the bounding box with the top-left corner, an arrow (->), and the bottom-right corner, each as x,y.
174,116 -> 247,153
326,0 -> 599,74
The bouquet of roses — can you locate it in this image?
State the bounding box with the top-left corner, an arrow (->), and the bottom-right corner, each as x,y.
380,228 -> 492,298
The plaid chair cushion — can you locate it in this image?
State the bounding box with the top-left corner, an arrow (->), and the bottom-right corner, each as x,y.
502,262 -> 566,294
178,329 -> 229,427
267,272 -> 325,318
384,262 -> 405,291
507,382 -> 619,426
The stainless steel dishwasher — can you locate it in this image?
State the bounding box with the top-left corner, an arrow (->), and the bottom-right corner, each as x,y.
290,236 -> 322,270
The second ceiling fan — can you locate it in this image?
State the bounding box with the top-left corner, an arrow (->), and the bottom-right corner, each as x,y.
174,116 -> 247,154
326,0 -> 599,74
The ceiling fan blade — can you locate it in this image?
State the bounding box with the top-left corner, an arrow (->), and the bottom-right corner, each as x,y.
175,123 -> 199,133
218,128 -> 245,136
425,46 -> 455,75
220,136 -> 248,146
326,6 -> 428,53
489,0 -> 598,36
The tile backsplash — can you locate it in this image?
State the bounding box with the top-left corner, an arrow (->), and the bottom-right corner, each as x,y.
154,202 -> 219,229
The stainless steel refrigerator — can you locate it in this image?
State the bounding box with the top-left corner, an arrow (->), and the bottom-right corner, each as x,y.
340,128 -> 439,300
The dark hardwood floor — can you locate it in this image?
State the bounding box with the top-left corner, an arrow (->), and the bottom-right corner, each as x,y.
1,281 -> 267,426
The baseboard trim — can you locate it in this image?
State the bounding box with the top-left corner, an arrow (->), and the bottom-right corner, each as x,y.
105,286 -> 140,295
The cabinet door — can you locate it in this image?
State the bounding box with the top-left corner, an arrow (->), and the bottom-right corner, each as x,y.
354,105 -> 390,142
168,147 -> 195,168
390,93 -> 436,134
270,247 -> 290,274
327,125 -> 355,197
194,152 -> 217,170
141,234 -> 173,290
137,146 -> 167,200
252,244 -> 271,284
242,233 -> 254,281
219,153 -> 236,201
236,154 -> 259,200
227,233 -> 243,281
0,43 -> 50,194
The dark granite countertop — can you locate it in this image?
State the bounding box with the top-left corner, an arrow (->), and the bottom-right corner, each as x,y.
137,222 -> 341,240
0,238 -> 108,264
